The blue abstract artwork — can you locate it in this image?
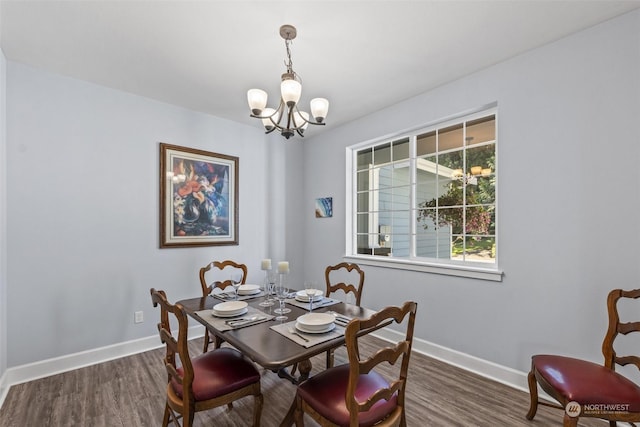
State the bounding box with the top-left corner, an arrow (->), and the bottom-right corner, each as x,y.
315,197 -> 333,218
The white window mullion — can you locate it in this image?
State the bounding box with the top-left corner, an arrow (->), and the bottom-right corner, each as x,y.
409,134 -> 417,258
368,166 -> 379,249
462,125 -> 468,261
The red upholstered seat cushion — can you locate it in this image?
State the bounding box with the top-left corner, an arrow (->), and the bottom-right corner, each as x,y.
297,364 -> 398,427
171,347 -> 260,401
533,355 -> 640,412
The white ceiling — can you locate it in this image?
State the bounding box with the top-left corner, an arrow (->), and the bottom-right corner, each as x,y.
2,1 -> 639,136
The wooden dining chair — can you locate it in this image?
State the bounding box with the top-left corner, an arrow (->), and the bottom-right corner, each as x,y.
324,262 -> 365,368
200,260 -> 248,352
294,301 -> 417,427
150,288 -> 263,427
200,259 -> 248,296
325,262 -> 365,306
526,288 -> 640,427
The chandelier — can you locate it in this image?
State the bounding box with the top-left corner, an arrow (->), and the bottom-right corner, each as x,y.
450,138 -> 491,185
247,25 -> 329,139
451,166 -> 491,186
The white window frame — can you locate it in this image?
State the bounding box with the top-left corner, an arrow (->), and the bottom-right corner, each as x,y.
344,105 -> 503,282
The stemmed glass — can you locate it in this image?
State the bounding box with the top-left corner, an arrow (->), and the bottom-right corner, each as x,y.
304,281 -> 317,312
269,272 -> 277,302
259,271 -> 276,307
230,272 -> 243,300
274,285 -> 291,321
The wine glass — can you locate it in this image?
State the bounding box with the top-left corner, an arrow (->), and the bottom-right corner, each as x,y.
304,281 -> 317,312
259,271 -> 276,307
268,272 -> 277,301
274,285 -> 291,321
230,272 -> 243,300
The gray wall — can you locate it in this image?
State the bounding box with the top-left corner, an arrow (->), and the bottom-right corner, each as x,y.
4,62 -> 305,367
303,10 -> 640,372
1,47 -> 8,382
2,8 -> 639,378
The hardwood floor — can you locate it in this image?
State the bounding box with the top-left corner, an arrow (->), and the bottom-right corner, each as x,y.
0,336 -> 602,426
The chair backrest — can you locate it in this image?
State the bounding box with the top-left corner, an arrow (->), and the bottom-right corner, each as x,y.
602,288 -> 640,373
325,262 -> 365,305
199,260 -> 248,296
150,288 -> 195,408
344,301 -> 417,425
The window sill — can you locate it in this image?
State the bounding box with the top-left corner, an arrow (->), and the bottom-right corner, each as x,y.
343,255 -> 503,282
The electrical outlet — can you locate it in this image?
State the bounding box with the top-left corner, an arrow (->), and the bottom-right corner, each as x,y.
134,311 -> 144,324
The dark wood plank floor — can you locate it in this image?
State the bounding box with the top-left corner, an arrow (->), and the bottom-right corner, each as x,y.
0,335 -> 602,426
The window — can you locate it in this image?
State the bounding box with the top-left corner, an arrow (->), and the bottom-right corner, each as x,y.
348,108 -> 498,278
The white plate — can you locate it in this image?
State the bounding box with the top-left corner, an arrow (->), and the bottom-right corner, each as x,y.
213,307 -> 248,318
238,284 -> 261,295
295,289 -> 324,302
296,322 -> 336,334
296,289 -> 323,298
295,296 -> 324,303
213,301 -> 248,314
297,313 -> 335,330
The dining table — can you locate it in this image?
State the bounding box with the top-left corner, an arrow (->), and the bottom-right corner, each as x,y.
177,291 -> 385,426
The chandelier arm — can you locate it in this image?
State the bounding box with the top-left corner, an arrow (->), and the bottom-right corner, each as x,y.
291,104 -> 325,127
274,100 -> 286,126
253,102 -> 326,133
251,107 -> 280,120
284,108 -> 294,131
265,102 -> 290,133
290,104 -> 301,128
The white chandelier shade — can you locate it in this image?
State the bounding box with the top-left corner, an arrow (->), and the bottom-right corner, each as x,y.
310,98 -> 329,123
281,79 -> 302,106
247,89 -> 268,116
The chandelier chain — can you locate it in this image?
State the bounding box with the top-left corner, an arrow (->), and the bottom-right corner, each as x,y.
284,38 -> 296,79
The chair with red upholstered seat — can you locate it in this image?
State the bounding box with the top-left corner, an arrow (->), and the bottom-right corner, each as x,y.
199,260 -> 248,352
293,301 -> 417,427
150,288 -> 262,427
526,288 -> 640,427
324,262 -> 365,368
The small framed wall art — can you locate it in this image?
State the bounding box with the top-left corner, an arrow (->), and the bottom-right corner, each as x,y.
315,197 -> 333,218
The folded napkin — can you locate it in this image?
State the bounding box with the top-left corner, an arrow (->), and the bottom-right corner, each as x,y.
284,297 -> 341,311
324,311 -> 354,325
195,307 -> 274,332
270,320 -> 344,348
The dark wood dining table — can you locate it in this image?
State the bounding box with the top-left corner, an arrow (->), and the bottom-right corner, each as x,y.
177,294 -> 382,426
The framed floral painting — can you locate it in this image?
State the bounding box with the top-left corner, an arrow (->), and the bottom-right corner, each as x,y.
160,143 -> 238,248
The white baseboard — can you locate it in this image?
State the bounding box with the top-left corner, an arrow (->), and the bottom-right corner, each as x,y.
372,328 -> 532,393
1,325 -> 544,411
0,371 -> 9,411
0,326 -> 205,408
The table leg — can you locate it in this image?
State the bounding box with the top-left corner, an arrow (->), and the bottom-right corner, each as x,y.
279,395 -> 297,427
275,358 -> 313,384
297,359 -> 312,383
